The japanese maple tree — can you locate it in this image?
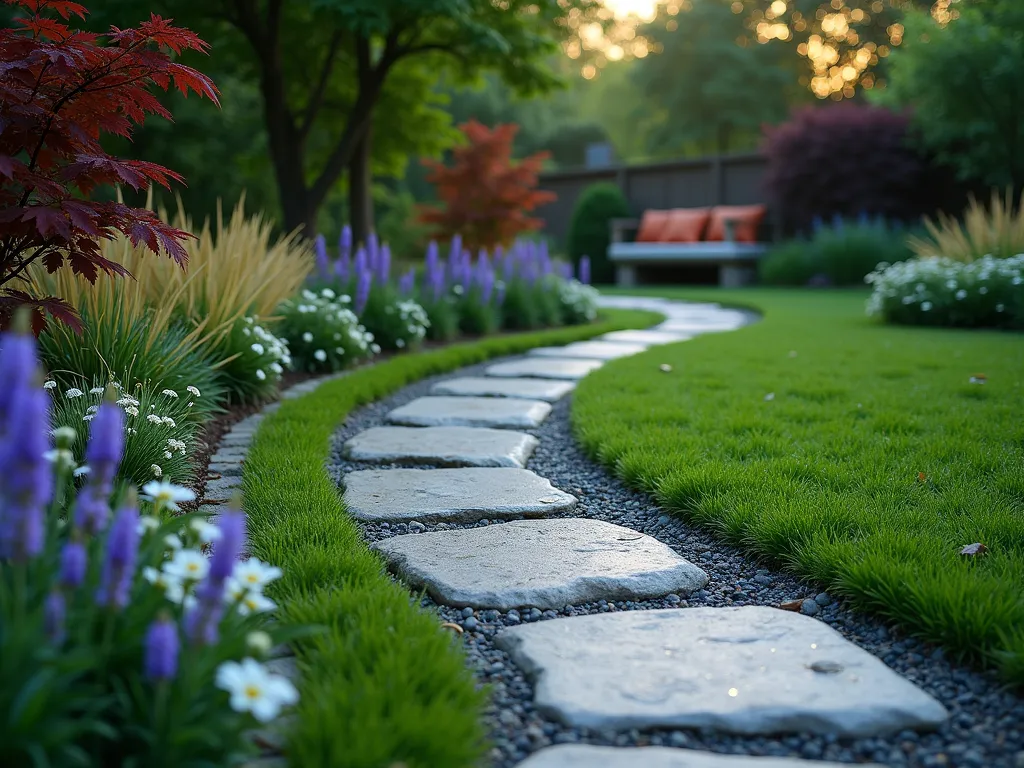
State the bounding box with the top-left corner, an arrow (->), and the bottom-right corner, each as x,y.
0,0 -> 219,329
418,120 -> 555,251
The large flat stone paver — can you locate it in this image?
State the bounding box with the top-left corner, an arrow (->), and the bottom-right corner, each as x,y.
485,358 -> 604,380
372,518 -> 708,610
599,329 -> 694,345
386,396 -> 551,429
342,467 -> 576,523
342,426 -> 538,468
656,320 -> 745,333
518,745 -> 880,768
495,606 -> 948,736
431,377 -> 575,402
529,341 -> 649,360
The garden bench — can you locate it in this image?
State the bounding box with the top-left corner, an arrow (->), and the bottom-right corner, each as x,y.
608,206 -> 768,287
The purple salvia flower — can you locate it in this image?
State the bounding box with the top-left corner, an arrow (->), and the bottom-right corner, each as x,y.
479,266 -> 495,304
378,243 -> 391,283
355,269 -> 372,315
0,328 -> 36,439
74,400 -> 124,535
44,591 -> 66,645
334,252 -> 350,283
425,240 -> 439,274
448,234 -> 462,268
398,268 -> 416,297
96,503 -> 140,610
0,383 -> 52,561
366,232 -> 379,275
354,245 -> 368,281
314,235 -> 329,280
144,615 -> 179,681
60,540 -> 87,588
558,262 -> 573,280
579,255 -> 591,285
339,224 -> 352,261
188,510 -> 245,646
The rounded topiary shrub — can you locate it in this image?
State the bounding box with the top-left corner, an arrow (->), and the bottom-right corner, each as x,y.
566,182 -> 631,285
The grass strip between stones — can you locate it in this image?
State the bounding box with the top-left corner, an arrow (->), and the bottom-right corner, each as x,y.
574,288 -> 1024,688
241,308 -> 663,768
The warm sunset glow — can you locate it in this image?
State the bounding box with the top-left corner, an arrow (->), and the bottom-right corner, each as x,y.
601,0 -> 660,21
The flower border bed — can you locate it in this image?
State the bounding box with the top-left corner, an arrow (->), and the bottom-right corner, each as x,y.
240,308 -> 663,767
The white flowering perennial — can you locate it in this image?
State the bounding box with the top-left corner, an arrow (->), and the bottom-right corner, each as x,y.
278,292 -> 376,372
866,254 -> 1024,328
556,278 -> 600,323
237,317 -> 292,391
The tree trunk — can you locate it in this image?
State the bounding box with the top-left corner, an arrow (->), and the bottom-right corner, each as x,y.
348,125 -> 375,248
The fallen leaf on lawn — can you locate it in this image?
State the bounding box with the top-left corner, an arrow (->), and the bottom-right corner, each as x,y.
917,472 -> 927,483
440,622 -> 464,634
969,374 -> 987,384
659,363 -> 672,373
778,599 -> 803,612
764,392 -> 775,401
959,543 -> 988,557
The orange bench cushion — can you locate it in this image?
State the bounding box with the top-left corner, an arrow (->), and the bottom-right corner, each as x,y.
705,205 -> 767,244
661,208 -> 711,243
635,210 -> 672,242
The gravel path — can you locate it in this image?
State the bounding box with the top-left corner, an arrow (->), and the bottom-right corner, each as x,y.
327,357 -> 1024,768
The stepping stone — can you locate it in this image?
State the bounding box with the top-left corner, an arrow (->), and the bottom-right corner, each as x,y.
657,320 -> 743,334
342,426 -> 538,468
518,745 -> 880,768
431,377 -> 575,402
486,358 -> 604,380
529,341 -> 648,360
386,396 -> 551,429
372,518 -> 708,610
599,329 -> 694,345
495,606 -> 948,736
343,467 -> 576,523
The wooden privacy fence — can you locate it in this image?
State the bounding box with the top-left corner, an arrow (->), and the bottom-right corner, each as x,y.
535,152 -> 778,246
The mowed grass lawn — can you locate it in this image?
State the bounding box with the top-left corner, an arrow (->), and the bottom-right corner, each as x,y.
574,288 -> 1024,685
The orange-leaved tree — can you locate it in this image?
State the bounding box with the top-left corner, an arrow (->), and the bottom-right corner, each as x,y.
418,120 -> 555,251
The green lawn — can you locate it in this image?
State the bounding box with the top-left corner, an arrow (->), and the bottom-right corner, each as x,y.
575,288 -> 1024,685
241,308 -> 663,767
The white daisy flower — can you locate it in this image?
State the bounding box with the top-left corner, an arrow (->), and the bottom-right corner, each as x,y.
215,658 -> 299,723
143,566 -> 185,604
190,517 -> 223,545
237,590 -> 277,616
302,332 -> 313,343
163,549 -> 210,582
313,349 -> 327,362
65,388 -> 84,398
141,480 -> 196,511
137,516 -> 161,535
232,558 -> 283,591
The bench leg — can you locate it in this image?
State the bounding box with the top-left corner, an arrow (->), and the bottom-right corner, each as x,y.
719,264 -> 756,288
616,264 -> 637,287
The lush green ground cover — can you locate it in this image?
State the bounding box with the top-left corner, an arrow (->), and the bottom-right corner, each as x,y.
577,288 -> 1024,685
242,308 -> 662,767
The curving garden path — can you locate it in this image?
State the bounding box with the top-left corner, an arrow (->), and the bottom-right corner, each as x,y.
322,296 -> 1024,768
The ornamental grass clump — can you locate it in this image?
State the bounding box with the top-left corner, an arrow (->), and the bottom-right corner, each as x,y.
865,254 -> 1024,329
908,192 -> 1024,264
277,289 -> 377,373
0,319 -> 299,767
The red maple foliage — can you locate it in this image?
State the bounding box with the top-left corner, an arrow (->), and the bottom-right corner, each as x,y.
418,121 -> 555,252
0,0 -> 219,330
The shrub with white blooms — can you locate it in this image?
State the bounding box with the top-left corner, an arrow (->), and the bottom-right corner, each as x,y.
219,316 -> 292,404
277,289 -> 378,373
555,277 -> 600,324
0,315 -> 301,766
865,254 -> 1024,329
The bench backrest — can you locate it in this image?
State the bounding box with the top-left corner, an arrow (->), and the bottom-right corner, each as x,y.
633,205 -> 767,244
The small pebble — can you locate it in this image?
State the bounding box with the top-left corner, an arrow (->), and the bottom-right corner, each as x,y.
462,616 -> 478,631
461,606 -> 474,618
814,592 -> 832,606
800,598 -> 820,616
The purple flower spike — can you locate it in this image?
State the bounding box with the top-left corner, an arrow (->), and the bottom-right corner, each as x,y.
339,224 -> 352,261
398,268 -> 416,297
334,253 -> 350,283
44,591 -> 66,645
314,235 -> 329,279
188,508 -> 245,646
559,262 -> 573,280
366,232 -> 379,274
579,255 -> 591,285
75,400 -> 124,536
208,511 -> 246,584
96,503 -> 140,611
60,540 -> 87,588
479,266 -> 495,304
448,234 -> 462,267
378,243 -> 391,283
355,269 -> 372,315
354,245 -> 368,280
145,615 -> 179,681
0,384 -> 52,561
0,328 -> 37,438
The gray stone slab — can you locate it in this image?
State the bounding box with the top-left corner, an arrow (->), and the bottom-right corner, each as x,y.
656,320 -> 744,333
495,606 -> 948,736
599,329 -> 694,345
207,461 -> 243,477
343,467 -> 576,523
203,476 -> 242,500
529,341 -> 649,360
518,745 -> 879,768
372,518 -> 708,610
342,426 -> 538,468
386,396 -> 552,429
485,358 -> 604,380
431,377 -> 576,402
